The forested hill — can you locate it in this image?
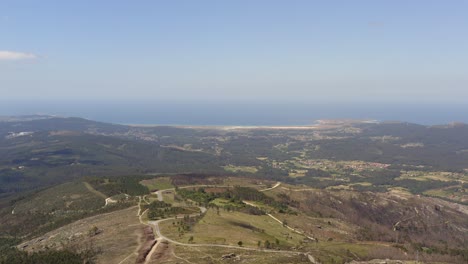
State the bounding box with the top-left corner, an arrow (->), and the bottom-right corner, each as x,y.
1,116 -> 467,197
0,116 -> 127,135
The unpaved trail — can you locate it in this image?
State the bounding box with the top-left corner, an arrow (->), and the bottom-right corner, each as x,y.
149,216 -> 302,254
308,254 -> 319,263
260,182 -> 281,192
137,197 -> 142,216
243,201 -> 316,241
142,184 -> 318,262
171,251 -> 194,264
144,239 -> 162,264
117,198 -> 151,264
142,195 -> 150,204
154,190 -> 163,201
139,209 -> 149,225
117,252 -> 137,264
105,197 -> 117,206
84,181 -> 121,207
147,204 -> 302,256
118,229 -> 145,264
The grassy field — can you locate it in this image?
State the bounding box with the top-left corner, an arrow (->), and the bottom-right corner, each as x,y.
424,185 -> 468,204
223,165 -> 259,174
311,241 -> 375,263
160,209 -> 305,248
221,177 -> 270,189
158,207 -> 386,263
209,198 -> 244,208
162,191 -> 176,204
289,169 -> 308,177
140,177 -> 174,191
397,171 -> 468,182
164,245 -> 310,264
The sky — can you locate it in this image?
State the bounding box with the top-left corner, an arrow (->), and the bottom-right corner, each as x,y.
1,0 -> 468,103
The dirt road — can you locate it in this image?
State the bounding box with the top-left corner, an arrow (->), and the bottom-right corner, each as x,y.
142,184 -> 318,263
260,182 -> 281,192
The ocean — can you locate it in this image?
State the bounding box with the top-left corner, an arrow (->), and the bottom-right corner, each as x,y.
1,101 -> 467,126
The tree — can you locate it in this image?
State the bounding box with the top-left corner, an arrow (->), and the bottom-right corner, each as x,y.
264,240 -> 271,249
237,241 -> 243,247
257,241 -> 261,247
188,236 -> 194,243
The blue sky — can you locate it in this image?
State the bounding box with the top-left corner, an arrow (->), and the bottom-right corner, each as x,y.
1,1 -> 467,103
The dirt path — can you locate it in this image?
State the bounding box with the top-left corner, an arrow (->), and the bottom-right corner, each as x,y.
105,197 -> 117,206
149,216 -> 302,254
171,251 -> 194,264
260,182 -> 281,192
83,181 -> 125,208
144,239 -> 162,264
137,197 -> 142,216
117,252 -> 137,264
139,209 -> 149,225
83,181 -> 120,207
154,190 -> 163,201
117,198 -> 152,264
142,184 -> 318,262
142,195 -> 150,204
147,204 -> 302,255
243,201 -> 316,241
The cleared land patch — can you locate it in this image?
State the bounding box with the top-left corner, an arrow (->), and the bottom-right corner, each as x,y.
159,209 -> 305,248
14,181 -> 105,214
223,165 -> 259,174
165,245 -> 311,264
19,207 -> 145,264
140,177 -> 174,191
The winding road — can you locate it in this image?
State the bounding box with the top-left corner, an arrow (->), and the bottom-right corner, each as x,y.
260,182 -> 281,192
148,215 -> 305,254
139,183 -> 318,263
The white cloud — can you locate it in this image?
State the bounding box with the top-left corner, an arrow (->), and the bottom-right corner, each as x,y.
0,51 -> 37,60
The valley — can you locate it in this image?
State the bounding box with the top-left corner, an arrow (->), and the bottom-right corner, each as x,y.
0,116 -> 467,263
